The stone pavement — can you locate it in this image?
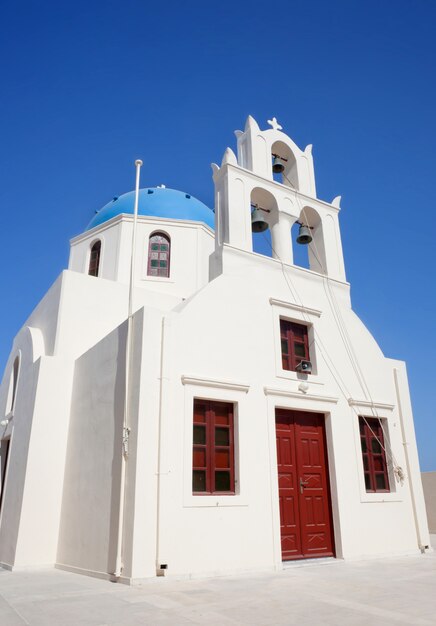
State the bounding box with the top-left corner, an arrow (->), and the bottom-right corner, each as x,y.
1,538 -> 435,626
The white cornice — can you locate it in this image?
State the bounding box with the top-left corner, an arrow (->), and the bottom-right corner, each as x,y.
264,387 -> 339,403
181,375 -> 250,393
218,162 -> 340,213
220,244 -> 350,288
70,214 -> 214,244
269,298 -> 322,318
348,399 -> 395,411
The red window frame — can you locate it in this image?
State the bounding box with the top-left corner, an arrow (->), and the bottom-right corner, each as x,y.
192,399 -> 235,495
88,240 -> 101,277
359,417 -> 390,493
147,232 -> 170,278
280,319 -> 310,371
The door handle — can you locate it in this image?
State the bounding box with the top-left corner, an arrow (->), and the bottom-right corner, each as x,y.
300,477 -> 309,494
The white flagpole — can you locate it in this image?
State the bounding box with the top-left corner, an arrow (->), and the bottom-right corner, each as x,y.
113,158 -> 142,579
129,159 -> 143,319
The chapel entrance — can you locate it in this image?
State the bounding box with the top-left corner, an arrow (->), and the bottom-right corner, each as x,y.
275,409 -> 334,560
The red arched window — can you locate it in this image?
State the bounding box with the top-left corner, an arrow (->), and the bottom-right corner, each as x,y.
147,232 -> 170,277
88,240 -> 101,277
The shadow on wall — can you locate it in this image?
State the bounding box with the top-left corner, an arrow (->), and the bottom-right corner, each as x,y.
422,472 -> 436,533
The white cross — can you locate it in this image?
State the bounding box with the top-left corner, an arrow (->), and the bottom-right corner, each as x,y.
267,117 -> 282,131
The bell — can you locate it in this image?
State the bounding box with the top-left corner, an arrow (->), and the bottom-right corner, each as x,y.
272,156 -> 285,174
251,208 -> 269,233
296,224 -> 312,245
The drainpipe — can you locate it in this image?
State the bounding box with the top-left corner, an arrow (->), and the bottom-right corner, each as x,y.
112,159 -> 143,579
393,367 -> 425,553
155,315 -> 168,575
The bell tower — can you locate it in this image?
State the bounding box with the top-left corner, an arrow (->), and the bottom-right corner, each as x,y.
211,116 -> 346,282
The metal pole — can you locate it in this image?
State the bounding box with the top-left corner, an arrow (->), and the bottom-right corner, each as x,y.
128,160 -> 143,319
112,159 -> 142,579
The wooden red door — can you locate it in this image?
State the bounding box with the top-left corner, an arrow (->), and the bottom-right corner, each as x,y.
276,409 -> 334,560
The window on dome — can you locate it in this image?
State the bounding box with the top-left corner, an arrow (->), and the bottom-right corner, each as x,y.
88,240 -> 101,277
147,232 -> 170,278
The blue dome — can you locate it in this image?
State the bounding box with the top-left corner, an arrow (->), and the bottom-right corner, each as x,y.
87,187 -> 215,230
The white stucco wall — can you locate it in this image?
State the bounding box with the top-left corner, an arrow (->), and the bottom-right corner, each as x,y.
1,240 -> 428,580
56,322 -> 128,576
13,356 -> 74,567
145,245 -> 427,578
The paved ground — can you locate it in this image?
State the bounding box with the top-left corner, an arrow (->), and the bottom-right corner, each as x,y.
1,538 -> 435,626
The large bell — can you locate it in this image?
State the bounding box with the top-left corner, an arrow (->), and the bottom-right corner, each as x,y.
272,156 -> 285,174
251,208 -> 269,233
296,224 -> 312,245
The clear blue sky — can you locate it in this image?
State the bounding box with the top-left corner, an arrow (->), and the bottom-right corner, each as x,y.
1,1 -> 435,470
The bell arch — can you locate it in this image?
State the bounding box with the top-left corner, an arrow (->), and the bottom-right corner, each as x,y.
250,187 -> 295,264
271,140 -> 299,190
250,187 -> 277,258
297,205 -> 327,274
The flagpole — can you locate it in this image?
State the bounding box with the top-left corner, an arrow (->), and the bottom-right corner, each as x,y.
113,158 -> 142,580
129,160 -> 143,319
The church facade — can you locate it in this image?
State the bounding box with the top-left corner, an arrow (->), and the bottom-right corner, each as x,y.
0,117 -> 430,583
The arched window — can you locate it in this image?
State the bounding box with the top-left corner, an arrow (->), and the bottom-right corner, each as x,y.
147,232 -> 170,277
6,356 -> 19,415
88,240 -> 101,277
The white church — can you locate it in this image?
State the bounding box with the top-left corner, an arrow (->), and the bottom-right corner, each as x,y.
0,116 -> 430,583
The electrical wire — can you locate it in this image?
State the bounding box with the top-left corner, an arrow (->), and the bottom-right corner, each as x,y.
284,171 -> 403,471
263,173 -> 405,481
293,190 -> 402,472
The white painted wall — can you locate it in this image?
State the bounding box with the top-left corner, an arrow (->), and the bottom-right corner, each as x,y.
56,322 -> 127,576
13,356 -> 74,567
145,245 -> 428,578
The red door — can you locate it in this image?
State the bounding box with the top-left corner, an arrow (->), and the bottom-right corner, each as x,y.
276,409 -> 334,560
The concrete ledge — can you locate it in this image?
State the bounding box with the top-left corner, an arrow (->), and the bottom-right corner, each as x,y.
55,562 -> 131,585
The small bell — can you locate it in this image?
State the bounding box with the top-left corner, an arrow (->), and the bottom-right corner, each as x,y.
251,208 -> 269,233
272,156 -> 285,174
296,224 -> 312,245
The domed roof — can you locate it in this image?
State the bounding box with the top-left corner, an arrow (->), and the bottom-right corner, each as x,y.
87,187 -> 214,231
